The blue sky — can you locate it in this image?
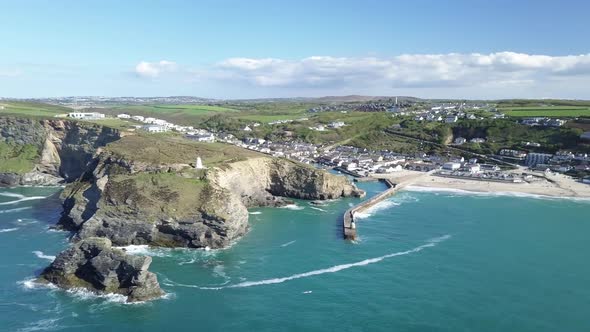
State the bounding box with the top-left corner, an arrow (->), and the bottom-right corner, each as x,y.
1,0 -> 589,99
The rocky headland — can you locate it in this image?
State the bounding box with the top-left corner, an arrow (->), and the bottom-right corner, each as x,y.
1,116 -> 363,301
58,135 -> 364,249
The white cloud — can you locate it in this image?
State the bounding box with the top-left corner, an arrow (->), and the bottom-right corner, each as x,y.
127,52 -> 590,98
134,60 -> 177,78
214,52 -> 590,90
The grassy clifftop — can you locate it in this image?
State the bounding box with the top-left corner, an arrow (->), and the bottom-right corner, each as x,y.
105,134 -> 265,166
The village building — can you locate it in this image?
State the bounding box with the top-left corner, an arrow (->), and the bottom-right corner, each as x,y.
67,112 -> 105,120
143,125 -> 168,133
454,137 -> 467,145
442,162 -> 462,171
525,153 -> 553,167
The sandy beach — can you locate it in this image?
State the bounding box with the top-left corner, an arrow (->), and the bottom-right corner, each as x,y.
372,169 -> 590,199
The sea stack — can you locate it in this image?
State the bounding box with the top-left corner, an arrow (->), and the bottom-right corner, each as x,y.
39,237 -> 164,302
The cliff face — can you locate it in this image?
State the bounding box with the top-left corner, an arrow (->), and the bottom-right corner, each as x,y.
209,158 -> 363,207
0,117 -> 120,186
59,140 -> 362,249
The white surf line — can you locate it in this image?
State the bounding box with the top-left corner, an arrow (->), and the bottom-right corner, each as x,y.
280,240 -> 296,248
0,196 -> 47,206
0,192 -> 26,199
170,235 -> 451,290
0,207 -> 31,214
309,206 -> 326,212
32,251 -> 56,261
0,228 -> 19,233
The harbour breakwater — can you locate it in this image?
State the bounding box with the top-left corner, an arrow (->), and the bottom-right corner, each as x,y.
343,178 -> 399,240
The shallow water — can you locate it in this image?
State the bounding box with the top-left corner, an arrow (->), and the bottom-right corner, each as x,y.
1,183 -> 589,331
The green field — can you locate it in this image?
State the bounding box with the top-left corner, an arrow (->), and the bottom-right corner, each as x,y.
0,102 -> 70,118
500,106 -> 590,118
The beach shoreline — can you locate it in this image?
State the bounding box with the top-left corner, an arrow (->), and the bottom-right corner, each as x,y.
371,170 -> 590,200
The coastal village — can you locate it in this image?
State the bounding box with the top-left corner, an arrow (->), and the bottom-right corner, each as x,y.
63,109 -> 590,186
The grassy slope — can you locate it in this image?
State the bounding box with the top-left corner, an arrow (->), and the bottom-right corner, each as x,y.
105,134 -> 265,166
0,142 -> 39,173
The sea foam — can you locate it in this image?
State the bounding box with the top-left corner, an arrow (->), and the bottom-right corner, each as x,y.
280,240 -> 296,247
170,235 -> 451,290
32,251 -> 56,261
354,200 -> 400,219
115,245 -> 172,257
0,192 -> 26,199
0,228 -> 19,233
0,207 -> 32,214
280,204 -> 304,211
0,196 -> 47,206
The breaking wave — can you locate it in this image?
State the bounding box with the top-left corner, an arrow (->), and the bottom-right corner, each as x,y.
0,195 -> 47,206
0,207 -> 31,214
17,278 -> 57,291
169,235 -> 451,290
249,211 -> 262,215
280,204 -> 304,211
66,288 -> 128,304
0,228 -> 19,233
353,200 -> 400,219
280,240 -> 296,247
0,192 -> 26,199
309,206 -> 326,212
32,251 -> 56,261
116,245 -> 172,257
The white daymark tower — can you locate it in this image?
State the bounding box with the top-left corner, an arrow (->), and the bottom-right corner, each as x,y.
196,156 -> 205,169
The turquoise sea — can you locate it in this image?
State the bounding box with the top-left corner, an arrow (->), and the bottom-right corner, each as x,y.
1,182 -> 590,332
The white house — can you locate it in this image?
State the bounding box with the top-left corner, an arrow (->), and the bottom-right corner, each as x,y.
442,162 -> 461,171
445,116 -> 458,123
243,126 -> 252,131
117,113 -> 131,119
68,112 -> 105,120
194,133 -> 215,142
131,115 -> 145,122
329,121 -> 346,128
143,125 -> 167,133
454,137 -> 467,145
470,138 -> 486,143
466,164 -> 481,173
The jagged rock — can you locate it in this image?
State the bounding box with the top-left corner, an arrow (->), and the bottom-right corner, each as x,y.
39,237 -> 164,302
